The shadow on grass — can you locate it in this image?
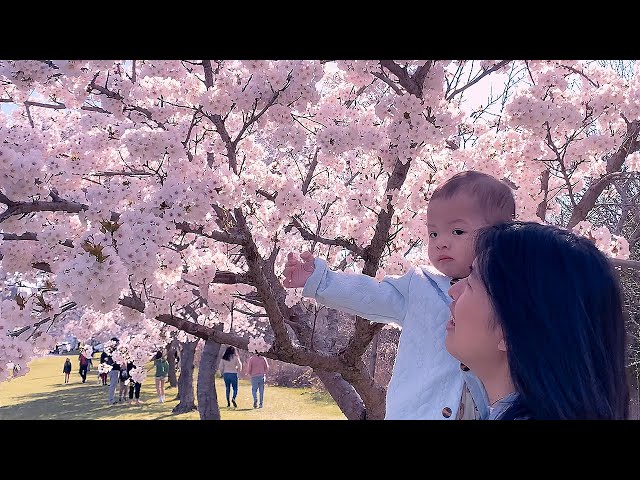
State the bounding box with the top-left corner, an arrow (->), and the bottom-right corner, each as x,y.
0,382 -> 189,420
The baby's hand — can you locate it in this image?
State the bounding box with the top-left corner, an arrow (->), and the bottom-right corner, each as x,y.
282,251 -> 315,288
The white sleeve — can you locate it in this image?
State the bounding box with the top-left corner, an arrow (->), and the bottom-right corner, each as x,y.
302,257 -> 417,327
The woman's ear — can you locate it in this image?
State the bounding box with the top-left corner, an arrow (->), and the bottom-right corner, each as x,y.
497,337 -> 507,352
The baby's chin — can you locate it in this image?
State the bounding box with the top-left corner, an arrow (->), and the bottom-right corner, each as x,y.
436,262 -> 467,280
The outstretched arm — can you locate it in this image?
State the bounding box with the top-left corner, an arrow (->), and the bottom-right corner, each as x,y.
303,257 -> 416,327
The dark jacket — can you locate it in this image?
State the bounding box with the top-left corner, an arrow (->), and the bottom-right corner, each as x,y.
125,362 -> 140,384
101,352 -> 120,371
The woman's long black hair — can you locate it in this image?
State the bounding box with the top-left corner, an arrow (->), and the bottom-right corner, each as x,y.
474,221 -> 629,420
222,346 -> 236,361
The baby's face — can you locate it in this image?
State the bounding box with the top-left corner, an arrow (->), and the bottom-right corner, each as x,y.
426,194 -> 489,279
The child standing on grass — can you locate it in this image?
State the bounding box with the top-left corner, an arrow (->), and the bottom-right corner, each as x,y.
118,364 -> 130,403
63,358 -> 72,384
97,362 -> 109,385
126,361 -> 143,405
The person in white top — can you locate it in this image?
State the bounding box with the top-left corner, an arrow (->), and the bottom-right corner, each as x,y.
219,346 -> 242,408
283,171 -> 516,420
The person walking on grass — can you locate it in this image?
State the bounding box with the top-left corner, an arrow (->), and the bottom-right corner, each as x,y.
219,346 -> 242,408
78,351 -> 90,383
118,363 -> 130,403
103,337 -> 122,405
63,358 -> 72,384
98,349 -> 110,386
153,350 -> 169,403
126,361 -> 143,405
246,353 -> 269,408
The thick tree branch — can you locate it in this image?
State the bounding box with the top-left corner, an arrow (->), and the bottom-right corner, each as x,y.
174,221 -> 245,245
234,207 -> 292,352
412,61 -> 433,91
207,114 -> 237,174
343,158 -> 413,361
291,216 -> 366,258
536,169 -> 550,220
202,60 -> 215,89
0,199 -> 88,224
379,60 -> 420,96
611,258 -> 640,270
302,148 -> 320,195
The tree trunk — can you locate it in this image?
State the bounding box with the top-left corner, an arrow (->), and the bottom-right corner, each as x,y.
197,337 -> 223,420
167,338 -> 180,388
368,331 -> 379,378
172,339 -> 199,414
286,303 -> 385,420
313,370 -> 367,420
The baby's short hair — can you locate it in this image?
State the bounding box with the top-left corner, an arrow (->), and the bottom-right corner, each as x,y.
431,171 -> 515,224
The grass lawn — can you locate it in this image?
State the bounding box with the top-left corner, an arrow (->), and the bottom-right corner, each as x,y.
0,355 -> 346,420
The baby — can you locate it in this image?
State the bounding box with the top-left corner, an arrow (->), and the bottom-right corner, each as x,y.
283,171 -> 515,419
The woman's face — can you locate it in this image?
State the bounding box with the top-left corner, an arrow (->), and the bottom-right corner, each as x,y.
445,260 -> 505,373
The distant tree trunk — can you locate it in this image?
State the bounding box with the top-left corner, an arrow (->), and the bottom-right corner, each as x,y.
197,334 -> 223,420
172,339 -> 199,414
167,338 -> 180,388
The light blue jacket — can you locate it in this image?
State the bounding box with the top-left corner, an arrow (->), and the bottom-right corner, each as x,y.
303,257 -> 490,420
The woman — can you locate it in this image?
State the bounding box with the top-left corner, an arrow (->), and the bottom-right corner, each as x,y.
446,221 -> 629,420
153,351 -> 170,403
219,346 -> 242,408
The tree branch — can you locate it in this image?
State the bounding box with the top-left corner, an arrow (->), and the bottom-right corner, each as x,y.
301,148 -> 319,195
174,221 -> 245,245
445,60 -> 513,101
234,207 -> 292,352
290,216 -> 366,258
568,120 -> 640,228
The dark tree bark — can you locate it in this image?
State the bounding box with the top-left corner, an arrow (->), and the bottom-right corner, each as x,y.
172,339 -> 199,414
368,332 -> 379,378
313,370 -> 366,420
197,334 -> 223,420
167,338 -> 180,388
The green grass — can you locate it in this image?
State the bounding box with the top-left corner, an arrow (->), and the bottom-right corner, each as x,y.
0,355 -> 346,420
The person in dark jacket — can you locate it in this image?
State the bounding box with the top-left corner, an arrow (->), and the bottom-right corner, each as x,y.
78,351 -> 90,383
62,358 -> 72,384
126,362 -> 143,405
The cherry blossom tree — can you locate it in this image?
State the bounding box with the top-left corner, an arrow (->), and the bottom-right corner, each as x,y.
0,60 -> 638,420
